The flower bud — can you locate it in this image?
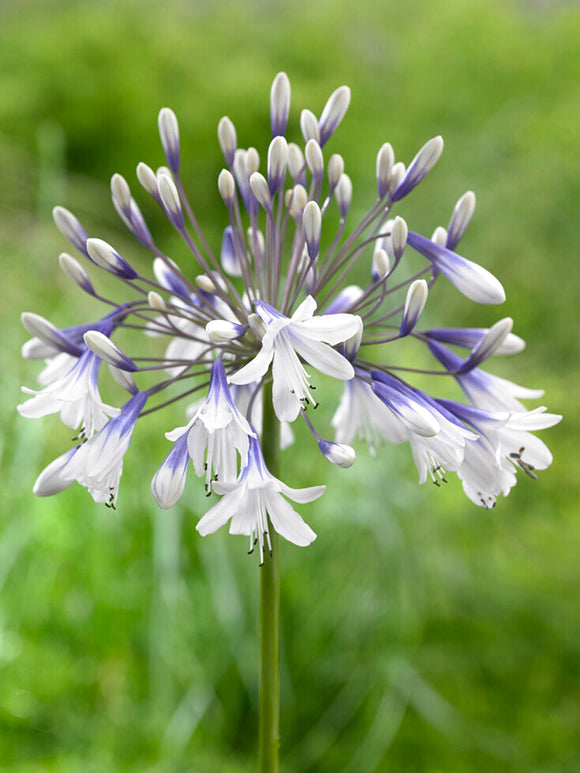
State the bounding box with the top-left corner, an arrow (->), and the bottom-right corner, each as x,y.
303,200 -> 322,259
300,109 -> 320,143
318,440 -> 356,468
287,142 -> 306,184
342,315 -> 364,361
447,191 -> 476,250
376,143 -> 394,198
158,107 -> 180,172
372,248 -> 390,281
58,253 -> 95,295
327,153 -> 344,191
305,139 -> 324,183
267,135 -> 288,193
157,173 -> 185,229
21,312 -> 83,357
457,317 -> 514,373
52,206 -> 89,256
391,216 -> 408,261
195,275 -> 217,294
218,116 -> 237,166
218,168 -> 236,206
136,162 -> 159,198
400,279 -> 429,336
335,173 -> 352,218
270,72 -> 291,137
86,238 -> 138,279
147,291 -> 166,311
319,86 -> 351,146
431,226 -> 448,247
206,320 -> 247,343
109,364 -> 139,395
248,312 -> 267,340
245,147 -> 260,176
286,184 -> 308,218
84,330 -> 137,371
249,172 -> 273,212
392,136 -> 444,201
111,173 -> 132,214
388,162 -> 406,194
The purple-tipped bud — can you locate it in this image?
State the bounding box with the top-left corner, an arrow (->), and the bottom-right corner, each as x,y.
153,257 -> 190,298
267,136 -> 288,193
218,169 -> 236,206
285,184 -> 308,218
407,231 -> 505,305
318,439 -> 356,468
109,364 -> 139,395
58,253 -> 95,295
157,174 -> 185,229
218,116 -> 237,166
447,191 -> 476,251
424,326 -> 525,355
220,225 -> 243,277
270,72 -> 291,137
392,136 -> 444,201
248,312 -> 267,341
327,153 -> 344,191
52,206 -> 89,256
305,139 -> 324,183
86,238 -> 138,279
249,172 -> 273,212
342,315 -> 364,360
84,330 -> 137,372
158,107 -> 180,173
21,312 -> 84,357
400,279 -> 429,336
319,86 -> 351,146
391,216 -> 408,261
303,201 -> 321,259
431,226 -> 448,247
376,143 -> 394,198
287,142 -> 307,185
136,162 -> 160,199
372,248 -> 390,282
300,109 -> 320,143
195,275 -> 217,294
245,147 -> 260,176
151,433 -> 190,509
206,319 -> 248,343
456,317 -> 514,373
325,285 -> 364,314
111,173 -> 132,214
335,173 -> 352,218
388,162 -> 406,195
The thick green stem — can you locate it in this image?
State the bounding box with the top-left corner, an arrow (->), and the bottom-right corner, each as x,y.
259,380 -> 280,773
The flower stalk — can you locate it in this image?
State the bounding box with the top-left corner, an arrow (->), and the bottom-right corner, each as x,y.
259,378 -> 281,773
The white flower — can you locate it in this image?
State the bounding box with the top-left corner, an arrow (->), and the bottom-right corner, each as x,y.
18,347 -> 120,435
230,296 -> 360,421
197,436 -> 324,564
153,358 -> 255,504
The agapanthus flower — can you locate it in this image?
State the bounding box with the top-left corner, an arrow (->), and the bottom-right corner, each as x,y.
19,72 -> 560,559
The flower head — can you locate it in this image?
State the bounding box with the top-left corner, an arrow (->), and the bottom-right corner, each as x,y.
19,73 -> 560,551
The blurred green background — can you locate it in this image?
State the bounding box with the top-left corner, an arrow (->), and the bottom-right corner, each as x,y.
1,0 -> 579,770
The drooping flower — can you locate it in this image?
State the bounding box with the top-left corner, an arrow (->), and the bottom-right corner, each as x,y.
18,72 -> 559,553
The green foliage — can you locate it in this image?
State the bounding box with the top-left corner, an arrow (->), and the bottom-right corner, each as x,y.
1,0 -> 579,770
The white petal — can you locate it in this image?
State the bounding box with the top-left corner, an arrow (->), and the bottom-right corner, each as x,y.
229,346 -> 273,385
297,313 -> 361,344
291,335 -> 354,380
264,490 -> 317,546
290,295 -> 317,322
278,481 -> 326,503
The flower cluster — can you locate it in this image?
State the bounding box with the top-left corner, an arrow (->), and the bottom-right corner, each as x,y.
19,73 -> 560,561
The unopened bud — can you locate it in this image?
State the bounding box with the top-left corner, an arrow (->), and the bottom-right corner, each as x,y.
147,291 -> 166,311
335,173 -> 352,218
270,72 -> 291,137
392,136 -> 444,201
286,184 -> 308,218
376,143 -> 394,198
303,201 -> 321,259
300,109 -> 320,143
305,139 -> 324,183
248,312 -> 267,340
318,440 -> 356,468
245,147 -> 260,176
157,174 -> 184,229
249,172 -> 273,212
109,364 -> 138,395
342,315 -> 364,360
327,153 -> 344,191
372,248 -> 390,281
195,275 -> 217,294
206,319 -> 247,343
217,116 -> 237,166
391,216 -> 408,261
267,135 -> 288,193
287,142 -> 306,183
58,252 -> 95,295
136,162 -> 159,198
218,168 -> 236,205
400,279 -> 428,336
457,317 -> 514,373
111,173 -> 132,213
158,107 -> 180,172
325,285 -> 364,314
389,162 -> 406,194
431,226 -> 448,247
86,238 -> 138,279
21,312 -> 82,357
84,330 -> 137,372
319,85 -> 351,146
447,191 -> 476,250
52,206 -> 88,256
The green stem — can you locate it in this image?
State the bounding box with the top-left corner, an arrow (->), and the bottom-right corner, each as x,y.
259,379 -> 280,773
